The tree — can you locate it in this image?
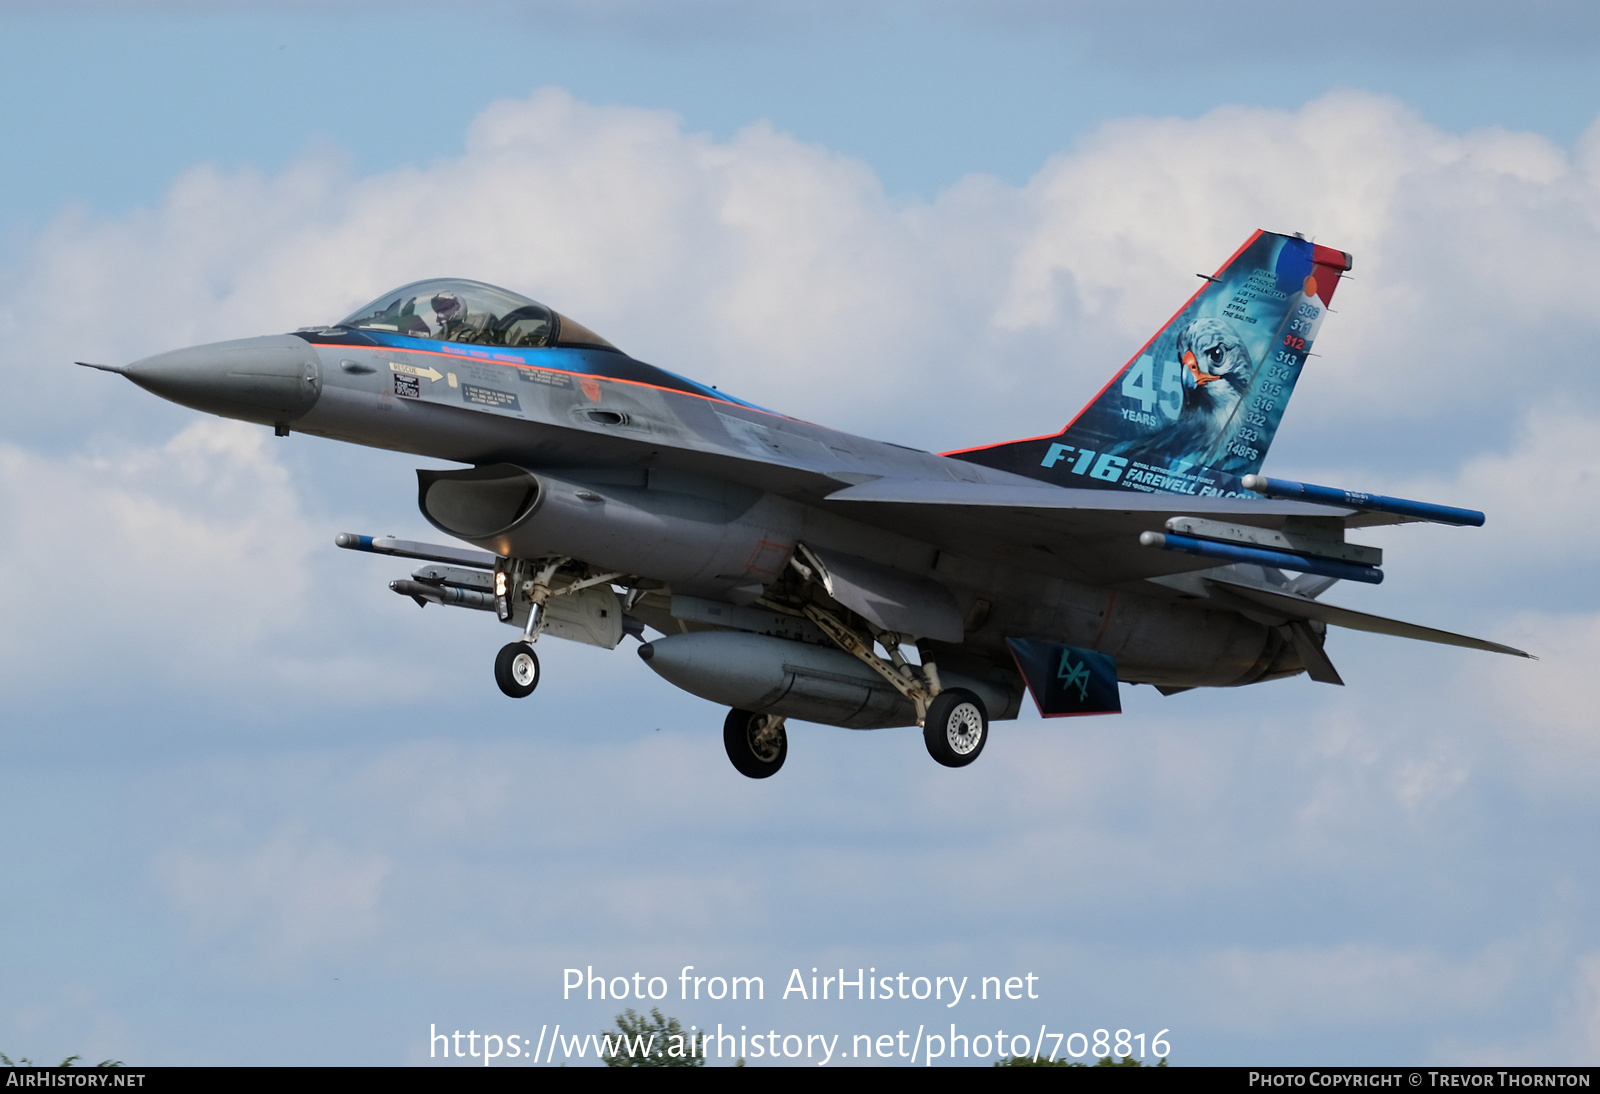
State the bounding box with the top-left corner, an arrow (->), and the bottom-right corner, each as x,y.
995,1053 -> 1167,1067
599,1008 -> 705,1067
0,1055 -> 122,1067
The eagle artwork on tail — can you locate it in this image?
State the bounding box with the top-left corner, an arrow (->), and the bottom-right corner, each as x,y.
1114,316 -> 1255,470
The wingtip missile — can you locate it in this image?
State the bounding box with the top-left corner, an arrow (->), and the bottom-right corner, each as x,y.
1242,474 -> 1485,527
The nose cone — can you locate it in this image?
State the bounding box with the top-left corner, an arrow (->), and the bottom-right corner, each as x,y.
123,335 -> 321,426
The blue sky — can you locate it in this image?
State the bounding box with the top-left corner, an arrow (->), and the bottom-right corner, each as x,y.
2,0 -> 1598,1067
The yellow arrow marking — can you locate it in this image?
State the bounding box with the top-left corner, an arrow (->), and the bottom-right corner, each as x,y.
390,361 -> 444,382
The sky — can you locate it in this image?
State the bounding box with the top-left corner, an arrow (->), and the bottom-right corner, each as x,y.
2,0 -> 1599,1068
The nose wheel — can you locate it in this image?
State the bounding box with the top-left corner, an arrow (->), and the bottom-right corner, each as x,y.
495,642 -> 541,698
724,709 -> 787,779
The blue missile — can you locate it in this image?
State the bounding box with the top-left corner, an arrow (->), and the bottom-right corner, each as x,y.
1240,475 -> 1484,527
1139,531 -> 1384,584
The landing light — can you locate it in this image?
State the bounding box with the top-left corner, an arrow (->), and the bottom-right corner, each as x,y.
493,567 -> 512,621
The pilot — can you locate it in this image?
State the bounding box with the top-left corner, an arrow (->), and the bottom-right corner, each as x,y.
434,291 -> 499,343
432,291 -> 471,342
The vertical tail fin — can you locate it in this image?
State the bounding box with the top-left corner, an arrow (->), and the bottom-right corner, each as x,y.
951,230 -> 1351,497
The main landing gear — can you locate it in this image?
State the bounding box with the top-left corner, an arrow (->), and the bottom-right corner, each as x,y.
495,642 -> 540,698
720,689 -> 990,778
921,688 -> 988,767
724,709 -> 788,779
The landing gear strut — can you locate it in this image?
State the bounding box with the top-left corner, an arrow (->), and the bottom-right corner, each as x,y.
724,709 -> 788,779
495,642 -> 540,698
491,556 -> 563,700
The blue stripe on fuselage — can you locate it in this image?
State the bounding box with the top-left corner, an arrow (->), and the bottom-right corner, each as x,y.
301,328 -> 769,412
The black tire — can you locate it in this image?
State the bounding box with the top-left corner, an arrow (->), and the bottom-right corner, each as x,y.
922,688 -> 988,767
494,642 -> 540,698
723,709 -> 787,779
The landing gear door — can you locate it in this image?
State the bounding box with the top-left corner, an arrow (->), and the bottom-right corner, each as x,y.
541,583 -> 625,649
804,546 -> 963,643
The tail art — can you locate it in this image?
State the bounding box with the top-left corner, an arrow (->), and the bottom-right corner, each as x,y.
950,230 -> 1352,497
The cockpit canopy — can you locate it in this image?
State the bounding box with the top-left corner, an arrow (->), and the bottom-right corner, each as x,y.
336,278 -> 617,351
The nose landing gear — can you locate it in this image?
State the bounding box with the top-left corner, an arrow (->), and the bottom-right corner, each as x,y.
494,642 -> 541,698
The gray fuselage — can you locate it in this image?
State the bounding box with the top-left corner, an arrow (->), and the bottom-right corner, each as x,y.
118,326 -> 1308,719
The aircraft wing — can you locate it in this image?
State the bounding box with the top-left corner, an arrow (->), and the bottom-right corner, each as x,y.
818,477 -> 1384,586
822,477 -> 1411,522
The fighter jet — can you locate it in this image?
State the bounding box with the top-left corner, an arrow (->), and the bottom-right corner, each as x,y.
82,230 -> 1530,778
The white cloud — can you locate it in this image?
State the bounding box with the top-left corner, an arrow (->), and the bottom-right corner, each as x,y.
1447,413 -> 1600,567
1279,405 -> 1600,638
0,418 -> 460,709
996,92 -> 1600,439
0,420 -> 312,671
1470,611 -> 1600,785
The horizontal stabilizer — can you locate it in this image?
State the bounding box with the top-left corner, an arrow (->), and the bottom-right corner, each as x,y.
1207,580 -> 1533,659
334,532 -> 497,569
1006,638 -> 1122,717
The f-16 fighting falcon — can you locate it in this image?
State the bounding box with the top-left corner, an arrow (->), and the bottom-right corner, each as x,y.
82,230 -> 1531,778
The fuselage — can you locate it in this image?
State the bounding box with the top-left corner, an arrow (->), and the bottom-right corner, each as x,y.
120,311 -> 1307,703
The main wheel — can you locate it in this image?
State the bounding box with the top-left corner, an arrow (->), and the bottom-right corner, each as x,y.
723,709 -> 787,779
494,642 -> 540,698
922,688 -> 988,767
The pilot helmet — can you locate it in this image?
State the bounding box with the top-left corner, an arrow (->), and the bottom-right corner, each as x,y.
431,291 -> 465,325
